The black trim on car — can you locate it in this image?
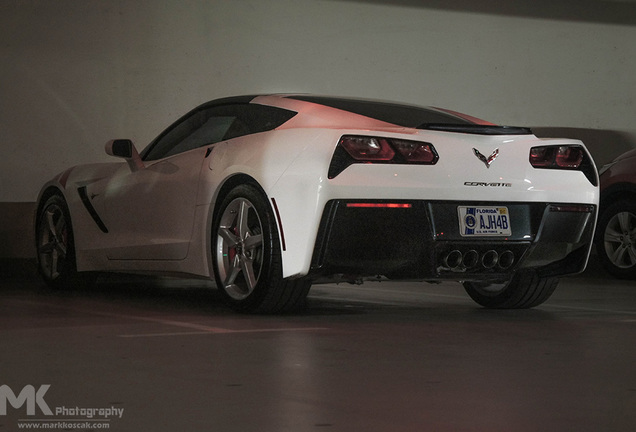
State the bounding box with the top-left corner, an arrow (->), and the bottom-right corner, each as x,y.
419,124 -> 533,135
309,199 -> 596,282
78,187 -> 108,233
206,95 -> 261,105
286,95 -> 474,128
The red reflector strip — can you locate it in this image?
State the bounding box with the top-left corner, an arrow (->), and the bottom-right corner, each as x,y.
346,203 -> 412,208
549,204 -> 595,213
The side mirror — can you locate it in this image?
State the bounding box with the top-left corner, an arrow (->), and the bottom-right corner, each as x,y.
107,139 -> 133,158
105,139 -> 144,171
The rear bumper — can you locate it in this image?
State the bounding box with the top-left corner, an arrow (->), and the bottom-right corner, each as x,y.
309,199 -> 596,282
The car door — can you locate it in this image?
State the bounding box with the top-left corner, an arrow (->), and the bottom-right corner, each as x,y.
102,106 -> 237,260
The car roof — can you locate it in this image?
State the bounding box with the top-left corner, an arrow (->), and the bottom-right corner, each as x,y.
211,94 -> 475,128
204,94 -> 532,135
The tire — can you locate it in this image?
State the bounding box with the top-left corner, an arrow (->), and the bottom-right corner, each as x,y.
36,194 -> 90,289
596,199 -> 636,279
463,270 -> 558,309
212,184 -> 311,313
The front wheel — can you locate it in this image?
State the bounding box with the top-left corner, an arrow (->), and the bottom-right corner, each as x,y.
463,270 -> 558,309
212,184 -> 310,313
36,194 -> 87,289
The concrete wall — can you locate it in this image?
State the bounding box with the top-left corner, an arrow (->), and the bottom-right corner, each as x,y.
2,0 -> 636,257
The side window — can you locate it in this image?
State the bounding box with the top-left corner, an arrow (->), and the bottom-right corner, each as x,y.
143,108 -> 235,161
226,104 -> 297,137
143,103 -> 297,161
162,115 -> 235,158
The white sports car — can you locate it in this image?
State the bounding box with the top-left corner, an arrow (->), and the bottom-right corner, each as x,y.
35,95 -> 599,313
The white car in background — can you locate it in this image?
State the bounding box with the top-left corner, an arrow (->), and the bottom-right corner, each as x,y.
35,95 -> 599,313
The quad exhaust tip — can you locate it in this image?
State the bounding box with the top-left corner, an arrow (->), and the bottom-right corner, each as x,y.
482,250 -> 498,269
443,249 -> 515,271
499,250 -> 515,269
444,250 -> 463,269
463,250 -> 479,268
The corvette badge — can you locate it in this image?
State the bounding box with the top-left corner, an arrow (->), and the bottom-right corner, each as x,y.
473,148 -> 499,169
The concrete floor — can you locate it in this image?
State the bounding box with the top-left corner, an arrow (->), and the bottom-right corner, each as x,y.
1,260 -> 635,432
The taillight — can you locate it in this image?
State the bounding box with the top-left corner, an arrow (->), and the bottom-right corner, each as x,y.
555,146 -> 584,168
530,145 -> 585,169
329,135 -> 438,178
339,136 -> 395,161
529,145 -> 597,186
529,147 -> 553,168
391,139 -> 438,163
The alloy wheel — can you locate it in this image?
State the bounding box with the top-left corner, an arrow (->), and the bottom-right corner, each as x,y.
216,197 -> 264,300
604,210 -> 636,269
38,203 -> 69,280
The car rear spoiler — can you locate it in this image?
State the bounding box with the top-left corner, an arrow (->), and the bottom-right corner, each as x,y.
419,123 -> 533,135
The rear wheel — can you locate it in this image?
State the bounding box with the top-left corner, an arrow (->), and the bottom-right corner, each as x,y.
463,270 -> 558,309
212,184 -> 310,313
36,195 -> 88,289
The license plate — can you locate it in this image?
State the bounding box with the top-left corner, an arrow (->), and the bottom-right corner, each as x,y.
458,206 -> 511,236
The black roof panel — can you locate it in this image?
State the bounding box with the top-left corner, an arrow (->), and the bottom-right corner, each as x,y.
286,95 -> 473,128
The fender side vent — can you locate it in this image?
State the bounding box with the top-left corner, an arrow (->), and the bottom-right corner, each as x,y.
78,186 -> 109,233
